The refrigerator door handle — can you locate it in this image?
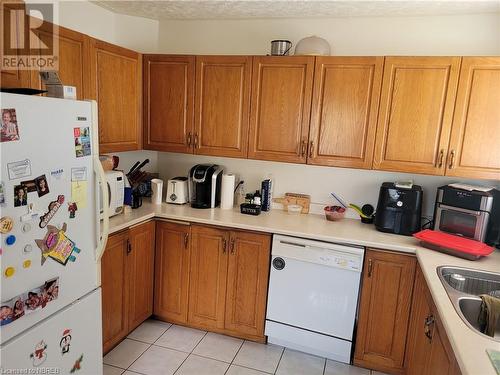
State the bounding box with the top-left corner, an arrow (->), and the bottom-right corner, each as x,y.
94,154 -> 109,263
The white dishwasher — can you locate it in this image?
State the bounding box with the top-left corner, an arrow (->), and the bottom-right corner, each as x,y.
265,234 -> 364,363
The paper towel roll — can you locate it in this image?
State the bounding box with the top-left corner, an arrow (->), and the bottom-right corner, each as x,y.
151,178 -> 163,205
220,173 -> 235,209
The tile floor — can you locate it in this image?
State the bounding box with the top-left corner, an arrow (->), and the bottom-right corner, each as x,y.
104,319 -> 388,375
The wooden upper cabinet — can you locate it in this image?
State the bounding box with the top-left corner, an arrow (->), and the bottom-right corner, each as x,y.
127,221 -> 155,331
446,57 -> 500,180
248,56 -> 314,163
90,39 -> 141,153
308,57 -> 383,169
1,2 -> 31,88
188,225 -> 229,330
154,221 -> 191,325
194,56 -> 252,158
143,55 -> 195,153
225,231 -> 271,339
373,57 -> 461,175
101,230 -> 129,354
354,249 -> 416,374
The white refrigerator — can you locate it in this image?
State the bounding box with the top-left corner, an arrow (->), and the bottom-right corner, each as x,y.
0,93 -> 109,374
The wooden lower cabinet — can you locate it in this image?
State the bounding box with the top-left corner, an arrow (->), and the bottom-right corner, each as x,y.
354,249 -> 416,374
154,221 -> 191,324
101,230 -> 129,354
153,223 -> 271,342
405,266 -> 461,375
101,221 -> 155,353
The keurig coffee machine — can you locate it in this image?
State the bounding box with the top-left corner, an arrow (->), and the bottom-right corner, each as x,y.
188,164 -> 223,208
374,182 -> 423,236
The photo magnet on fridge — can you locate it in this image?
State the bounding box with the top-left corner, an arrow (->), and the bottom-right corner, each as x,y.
34,175 -> 50,197
1,108 -> 20,142
0,182 -> 5,204
20,179 -> 37,193
13,185 -> 28,207
73,127 -> 91,158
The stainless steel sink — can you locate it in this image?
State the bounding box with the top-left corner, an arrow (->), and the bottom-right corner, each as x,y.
437,266 -> 500,341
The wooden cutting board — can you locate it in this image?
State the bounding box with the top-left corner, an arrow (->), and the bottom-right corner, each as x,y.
273,193 -> 311,214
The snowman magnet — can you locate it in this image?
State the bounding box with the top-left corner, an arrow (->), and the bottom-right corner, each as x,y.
29,340 -> 47,366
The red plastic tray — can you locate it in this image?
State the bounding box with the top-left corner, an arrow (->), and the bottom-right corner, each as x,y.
413,229 -> 494,257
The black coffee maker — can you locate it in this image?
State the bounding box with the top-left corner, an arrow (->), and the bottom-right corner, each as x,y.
188,164 -> 223,209
374,182 -> 423,236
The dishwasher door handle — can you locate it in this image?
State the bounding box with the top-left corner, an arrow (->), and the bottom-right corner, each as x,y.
279,240 -> 306,248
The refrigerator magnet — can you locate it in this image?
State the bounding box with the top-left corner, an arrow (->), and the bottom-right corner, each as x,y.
35,223 -> 81,266
34,175 -> 50,197
50,168 -> 64,181
29,340 -> 48,366
0,217 -> 14,233
7,159 -> 32,180
60,329 -> 72,355
5,235 -> 16,246
0,182 -> 5,204
68,202 -> 78,218
4,266 -> 15,278
13,185 -> 28,207
70,354 -> 83,373
1,108 -> 20,143
23,259 -> 31,269
39,195 -> 64,228
24,244 -> 33,253
74,127 -> 91,158
21,204 -> 42,223
20,179 -> 37,193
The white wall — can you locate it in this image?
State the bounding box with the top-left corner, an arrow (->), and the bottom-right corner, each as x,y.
158,13 -> 500,55
157,153 -> 499,219
57,1 -> 160,52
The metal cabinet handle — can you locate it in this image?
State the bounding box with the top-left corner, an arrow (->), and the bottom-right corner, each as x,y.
184,233 -> 189,249
308,141 -> 314,158
424,314 -> 435,342
194,133 -> 199,149
367,259 -> 373,277
222,238 -> 227,253
230,238 -> 235,254
301,140 -> 307,157
187,132 -> 192,147
448,150 -> 456,169
437,149 -> 444,168
126,239 -> 132,255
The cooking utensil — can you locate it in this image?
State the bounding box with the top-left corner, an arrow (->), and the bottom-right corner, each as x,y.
271,40 -> 292,56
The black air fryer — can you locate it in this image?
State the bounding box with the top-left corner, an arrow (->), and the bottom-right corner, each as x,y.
374,182 -> 423,236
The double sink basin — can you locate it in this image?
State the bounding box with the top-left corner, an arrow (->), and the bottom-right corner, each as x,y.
438,266 -> 500,341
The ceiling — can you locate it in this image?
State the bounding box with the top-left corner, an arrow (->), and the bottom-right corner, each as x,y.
93,0 -> 500,20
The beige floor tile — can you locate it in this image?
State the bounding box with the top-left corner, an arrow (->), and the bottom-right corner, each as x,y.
129,345 -> 188,375
324,359 -> 370,375
103,339 -> 149,368
127,319 -> 172,344
276,348 -> 325,375
155,325 -> 206,353
233,341 -> 283,373
226,365 -> 270,375
103,364 -> 124,375
175,354 -> 229,375
192,332 -> 243,363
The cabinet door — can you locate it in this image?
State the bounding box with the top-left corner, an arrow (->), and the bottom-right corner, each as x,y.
30,24 -> 90,99
154,221 -> 191,325
194,56 -> 251,158
1,3 -> 31,88
101,231 -> 129,354
308,57 -> 383,169
405,267 -> 433,375
354,249 -> 416,374
188,225 -> 228,330
225,231 -> 271,339
90,39 -> 141,153
128,221 -> 155,331
373,57 -> 460,175
446,57 -> 500,180
143,55 -> 195,153
248,56 -> 314,163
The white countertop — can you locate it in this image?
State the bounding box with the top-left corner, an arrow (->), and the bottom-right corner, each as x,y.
109,201 -> 500,375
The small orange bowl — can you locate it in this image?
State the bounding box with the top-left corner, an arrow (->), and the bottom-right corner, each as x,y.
324,206 -> 346,221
